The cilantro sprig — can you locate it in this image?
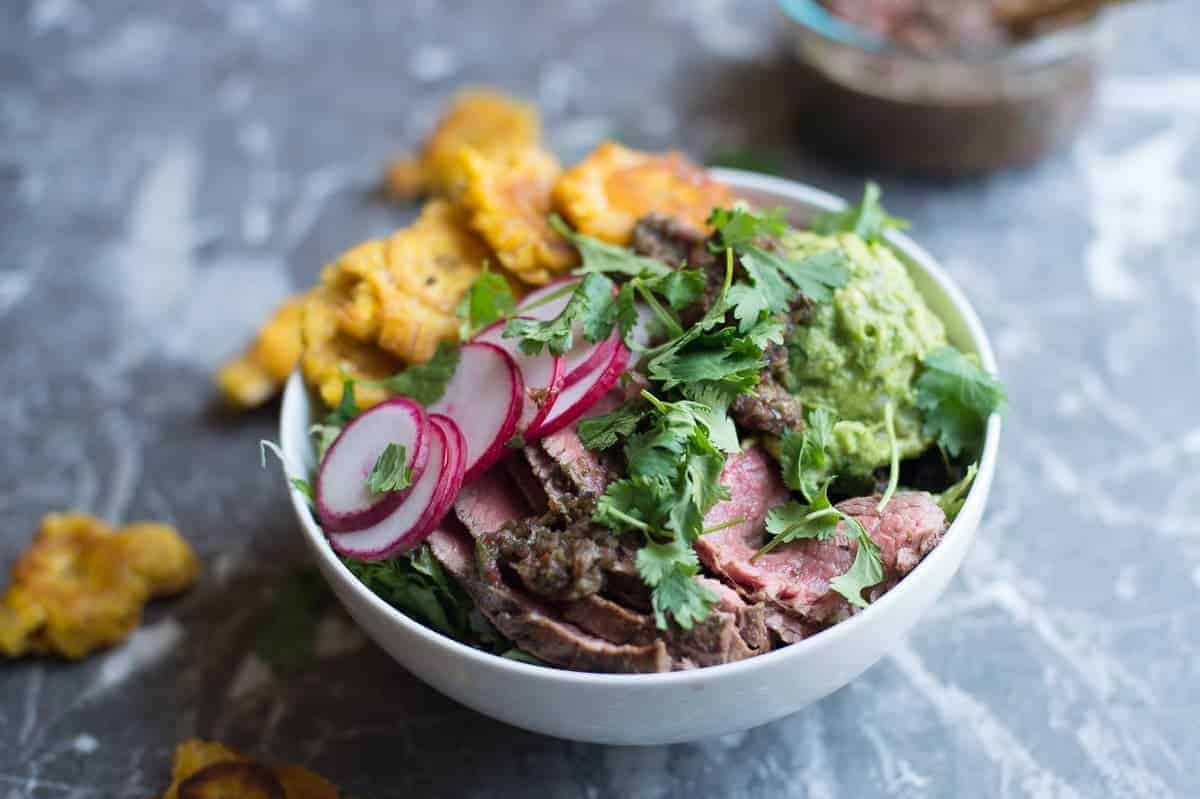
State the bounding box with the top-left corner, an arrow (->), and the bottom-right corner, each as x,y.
810,181 -> 909,243
456,263 -> 515,339
365,443 -> 412,495
914,346 -> 1007,458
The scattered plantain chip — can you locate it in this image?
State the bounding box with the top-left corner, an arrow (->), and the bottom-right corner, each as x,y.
0,513 -> 199,659
552,140 -> 733,244
216,293 -> 309,409
383,88 -> 541,200
452,146 -> 577,285
162,739 -> 338,799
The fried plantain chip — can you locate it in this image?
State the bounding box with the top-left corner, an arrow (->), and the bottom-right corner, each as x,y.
0,513 -> 198,659
299,285 -> 401,411
177,762 -> 285,799
452,146 -> 577,285
215,294 -> 308,409
383,88 -> 540,200
552,141 -> 733,244
162,739 -> 339,799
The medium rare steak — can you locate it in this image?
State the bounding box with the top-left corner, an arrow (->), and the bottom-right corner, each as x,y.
427,526 -> 672,673
697,448 -> 948,628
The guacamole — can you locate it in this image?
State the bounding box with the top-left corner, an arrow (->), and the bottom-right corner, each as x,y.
782,231 -> 947,478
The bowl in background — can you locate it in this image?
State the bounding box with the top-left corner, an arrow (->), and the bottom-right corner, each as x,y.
277,170 -> 1002,745
776,0 -> 1107,174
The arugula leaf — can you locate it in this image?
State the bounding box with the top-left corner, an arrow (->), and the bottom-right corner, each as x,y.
366,443 -> 412,495
578,403 -> 647,451
936,462 -> 978,521
345,545 -> 506,649
551,215 -> 671,276
828,515 -> 884,608
810,181 -> 909,243
374,344 -> 462,405
778,406 -> 836,502
914,346 -> 1007,458
456,263 -> 515,339
325,379 -> 360,427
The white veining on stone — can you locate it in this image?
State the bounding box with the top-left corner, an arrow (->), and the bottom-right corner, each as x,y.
661,0 -> 764,59
862,726 -> 931,797
70,735 -> 98,755
88,618 -> 183,697
890,642 -> 1082,799
1102,73 -> 1200,114
410,45 -> 459,83
28,0 -> 91,36
69,19 -> 172,82
313,614 -> 366,659
98,410 -> 140,525
1076,123 -> 1196,302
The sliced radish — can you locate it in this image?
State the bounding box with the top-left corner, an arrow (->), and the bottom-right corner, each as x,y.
328,419 -> 460,560
515,276 -> 578,321
561,331 -> 618,387
426,413 -> 468,528
527,341 -> 630,440
429,342 -> 521,480
474,319 -> 565,436
316,397 -> 429,533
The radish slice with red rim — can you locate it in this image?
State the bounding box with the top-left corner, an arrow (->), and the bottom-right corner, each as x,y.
425,413 -> 468,529
429,342 -> 521,480
328,419 -> 458,560
526,340 -> 630,440
473,319 -> 565,436
561,330 -> 618,387
316,397 -> 429,533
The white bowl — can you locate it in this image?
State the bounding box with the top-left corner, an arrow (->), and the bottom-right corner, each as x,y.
278,170 -> 1001,745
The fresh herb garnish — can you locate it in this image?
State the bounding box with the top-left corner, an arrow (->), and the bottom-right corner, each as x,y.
456,262 -> 515,339
344,545 -> 507,650
324,378 -> 360,427
504,271 -> 615,356
373,343 -> 462,405
755,479 -> 841,559
636,538 -> 719,630
778,406 -> 836,503
828,516 -> 884,609
365,443 -> 412,495
810,181 -> 909,243
936,462 -> 978,521
914,346 -> 1006,458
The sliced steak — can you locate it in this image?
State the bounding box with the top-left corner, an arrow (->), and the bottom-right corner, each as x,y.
730,375 -> 805,437
428,526 -> 671,673
698,451 -> 947,627
560,594 -> 658,646
522,425 -> 612,514
454,470 -> 531,539
632,213 -> 706,269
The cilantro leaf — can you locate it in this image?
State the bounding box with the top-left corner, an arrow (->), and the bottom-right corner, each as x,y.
779,406 -> 836,502
679,385 -> 740,454
828,515 -> 884,608
647,328 -> 763,398
551,215 -> 671,276
365,443 -> 412,495
914,346 -> 1007,458
594,475 -> 674,533
577,403 -> 646,451
745,313 -> 785,349
707,206 -> 788,252
504,272 -> 616,355
374,344 -> 461,405
726,282 -> 772,334
644,269 -> 706,310
936,462 -> 978,521
456,263 -> 515,339
756,480 -> 840,558
810,181 -> 909,243
772,248 -> 851,303
636,539 -> 717,630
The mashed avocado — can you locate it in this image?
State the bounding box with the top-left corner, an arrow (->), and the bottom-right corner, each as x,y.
781,231 -> 946,478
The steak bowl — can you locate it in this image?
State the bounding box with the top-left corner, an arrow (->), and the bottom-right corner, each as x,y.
278,170 -> 1001,745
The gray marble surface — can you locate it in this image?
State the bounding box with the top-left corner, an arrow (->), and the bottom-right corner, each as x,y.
2,1 -> 1198,796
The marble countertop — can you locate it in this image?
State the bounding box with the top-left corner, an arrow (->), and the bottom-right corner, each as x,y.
2,1 -> 1198,796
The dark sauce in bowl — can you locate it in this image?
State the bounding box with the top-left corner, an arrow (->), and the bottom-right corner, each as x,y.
780,0 -> 1106,174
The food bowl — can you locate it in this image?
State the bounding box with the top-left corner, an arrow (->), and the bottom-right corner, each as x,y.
776,0 -> 1106,174
278,170 -> 1001,745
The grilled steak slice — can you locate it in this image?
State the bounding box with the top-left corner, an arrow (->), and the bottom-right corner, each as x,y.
665,577 -> 770,669
560,594 -> 658,646
730,376 -> 804,437
427,526 -> 671,673
521,425 -> 613,514
454,470 -> 531,540
698,449 -> 948,626
631,213 -> 721,323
